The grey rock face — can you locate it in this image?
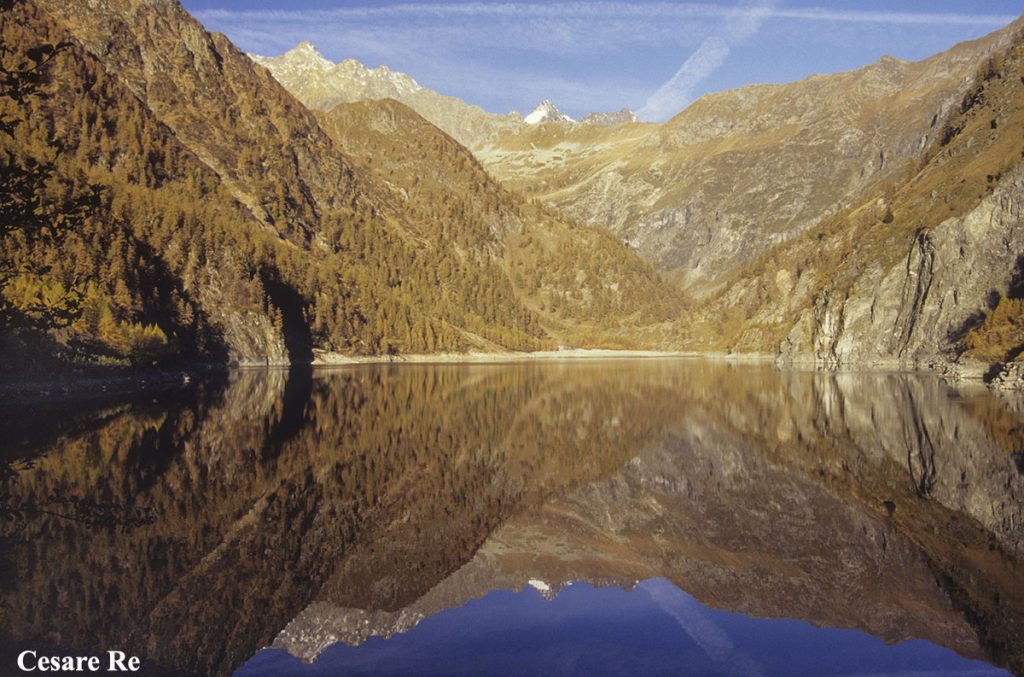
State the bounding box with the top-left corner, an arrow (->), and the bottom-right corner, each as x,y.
992,359 -> 1024,390
579,108 -> 638,126
478,25 -> 1018,292
781,164 -> 1024,368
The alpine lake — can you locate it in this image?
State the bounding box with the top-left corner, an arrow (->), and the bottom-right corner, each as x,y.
1,359 -> 1022,676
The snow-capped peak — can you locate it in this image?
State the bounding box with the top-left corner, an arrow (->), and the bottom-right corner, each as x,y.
524,99 -> 574,125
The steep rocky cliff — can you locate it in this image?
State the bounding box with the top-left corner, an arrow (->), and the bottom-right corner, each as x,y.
779,164 -> 1024,368
688,27 -> 1024,369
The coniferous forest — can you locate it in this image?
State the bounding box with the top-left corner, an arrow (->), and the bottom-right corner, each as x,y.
0,0 -> 680,377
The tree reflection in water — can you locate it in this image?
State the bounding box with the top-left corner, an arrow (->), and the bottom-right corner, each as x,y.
0,361 -> 1021,676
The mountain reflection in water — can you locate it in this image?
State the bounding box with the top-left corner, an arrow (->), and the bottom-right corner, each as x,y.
0,360 -> 1021,676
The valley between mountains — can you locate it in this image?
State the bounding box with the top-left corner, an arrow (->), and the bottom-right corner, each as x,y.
3,0 -> 1024,382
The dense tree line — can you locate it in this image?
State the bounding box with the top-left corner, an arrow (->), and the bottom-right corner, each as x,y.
319,100 -> 685,349
0,2 -> 552,372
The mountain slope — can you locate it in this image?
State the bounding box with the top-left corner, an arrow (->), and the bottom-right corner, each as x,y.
1,0 -> 684,373
315,99 -> 684,347
0,0 -> 541,368
681,24 -> 1024,368
1,0 -> 290,368
477,23 -> 1022,294
229,19 -> 1024,372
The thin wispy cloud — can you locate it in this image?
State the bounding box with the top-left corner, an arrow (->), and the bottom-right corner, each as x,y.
767,7 -> 1017,25
639,37 -> 732,121
197,3 -> 1014,59
191,1 -> 1018,120
197,3 -> 1014,26
639,0 -> 776,121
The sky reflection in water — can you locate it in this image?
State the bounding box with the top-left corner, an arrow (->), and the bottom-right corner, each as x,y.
2,361 -> 1022,676
238,578 -> 1008,677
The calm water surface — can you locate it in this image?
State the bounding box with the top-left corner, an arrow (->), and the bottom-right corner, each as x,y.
1,360 -> 1022,676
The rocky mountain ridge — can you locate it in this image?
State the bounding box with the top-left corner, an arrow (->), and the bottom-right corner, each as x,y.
250,43 -> 640,147
477,25 -> 1022,294
246,22 -> 1024,376
579,107 -> 638,126
249,42 -> 522,149
254,33 -> 1021,300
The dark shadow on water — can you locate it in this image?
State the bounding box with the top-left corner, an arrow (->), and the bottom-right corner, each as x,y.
261,367 -> 313,461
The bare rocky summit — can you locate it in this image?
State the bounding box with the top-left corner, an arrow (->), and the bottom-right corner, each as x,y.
579,107 -> 638,126
523,99 -> 574,125
250,42 -> 522,149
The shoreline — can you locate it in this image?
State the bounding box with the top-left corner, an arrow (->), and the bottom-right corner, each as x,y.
0,349 -> 997,405
301,348 -> 778,367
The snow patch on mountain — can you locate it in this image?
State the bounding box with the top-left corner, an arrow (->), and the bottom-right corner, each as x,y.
524,100 -> 574,125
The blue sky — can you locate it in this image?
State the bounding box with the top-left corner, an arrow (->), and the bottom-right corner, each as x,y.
183,0 -> 1023,121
